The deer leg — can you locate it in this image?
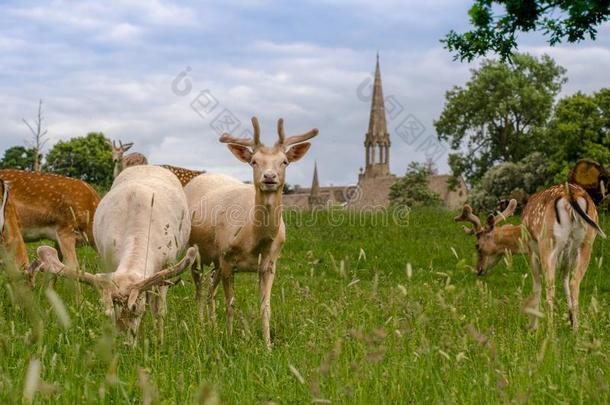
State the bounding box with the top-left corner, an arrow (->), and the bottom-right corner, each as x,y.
207,269 -> 221,326
539,241 -> 558,326
55,229 -> 81,299
151,286 -> 169,344
259,264 -> 276,349
56,229 -> 79,269
222,273 -> 235,338
191,261 -> 205,323
570,242 -> 593,331
526,250 -> 542,330
562,254 -> 574,324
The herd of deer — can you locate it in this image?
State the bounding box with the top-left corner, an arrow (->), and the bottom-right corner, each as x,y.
0,118 -> 606,347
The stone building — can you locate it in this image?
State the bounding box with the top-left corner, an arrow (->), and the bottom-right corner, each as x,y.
283,55 -> 468,210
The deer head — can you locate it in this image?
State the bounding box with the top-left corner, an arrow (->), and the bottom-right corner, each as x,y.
219,117 -> 318,193
455,199 -> 520,275
107,139 -> 134,177
28,245 -> 197,339
569,159 -> 610,205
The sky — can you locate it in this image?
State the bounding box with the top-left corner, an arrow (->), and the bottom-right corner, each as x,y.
1,0 -> 610,187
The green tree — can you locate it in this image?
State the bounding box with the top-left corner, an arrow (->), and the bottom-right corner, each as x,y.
44,132 -> 113,189
0,146 -> 38,170
445,0 -> 610,62
543,89 -> 610,183
435,53 -> 566,185
468,152 -> 553,212
389,162 -> 442,208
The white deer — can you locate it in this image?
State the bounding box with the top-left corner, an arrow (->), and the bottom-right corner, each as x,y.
28,165 -> 197,342
185,117 -> 318,348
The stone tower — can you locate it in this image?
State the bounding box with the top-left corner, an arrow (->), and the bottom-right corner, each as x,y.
308,162 -> 326,209
361,53 -> 391,179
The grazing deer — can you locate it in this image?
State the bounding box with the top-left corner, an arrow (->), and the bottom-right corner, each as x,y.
0,169 -> 100,269
108,139 -> 149,178
160,165 -> 205,186
185,117 -> 318,348
457,182 -> 605,330
455,199 -> 525,275
28,166 -> 197,342
521,183 -> 604,330
0,180 -> 28,269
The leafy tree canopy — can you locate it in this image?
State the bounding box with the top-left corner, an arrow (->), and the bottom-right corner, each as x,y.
468,152 -> 553,212
0,146 -> 38,171
445,0 -> 610,61
435,53 -> 566,185
543,88 -> 610,183
389,162 -> 442,208
44,132 -> 113,190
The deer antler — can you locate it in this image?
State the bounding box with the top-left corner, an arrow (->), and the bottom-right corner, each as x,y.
28,246 -> 105,287
276,117 -> 319,147
126,246 -> 198,311
454,204 -> 482,234
493,199 -> 517,225
219,117 -> 261,148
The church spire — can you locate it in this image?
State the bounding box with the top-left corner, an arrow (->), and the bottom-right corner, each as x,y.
367,54 -> 388,140
310,161 -> 320,196
362,54 -> 391,179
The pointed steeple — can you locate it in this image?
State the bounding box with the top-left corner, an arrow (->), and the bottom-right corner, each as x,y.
310,162 -> 320,196
362,54 -> 391,179
366,53 -> 388,141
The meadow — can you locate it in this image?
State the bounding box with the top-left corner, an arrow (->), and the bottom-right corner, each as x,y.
1,208 -> 610,404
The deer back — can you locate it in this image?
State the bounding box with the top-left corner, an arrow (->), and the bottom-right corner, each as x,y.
159,164 -> 204,186
0,170 -> 100,244
94,165 -> 191,277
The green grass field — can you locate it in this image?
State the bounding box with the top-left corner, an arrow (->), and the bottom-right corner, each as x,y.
2,208 -> 610,403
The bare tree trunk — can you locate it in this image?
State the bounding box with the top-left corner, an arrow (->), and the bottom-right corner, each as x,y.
23,99 -> 48,172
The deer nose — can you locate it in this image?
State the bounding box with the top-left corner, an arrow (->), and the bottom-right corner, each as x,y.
263,172 -> 278,183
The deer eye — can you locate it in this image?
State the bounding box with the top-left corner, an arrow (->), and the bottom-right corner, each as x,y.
282,160 -> 289,166
251,160 -> 258,166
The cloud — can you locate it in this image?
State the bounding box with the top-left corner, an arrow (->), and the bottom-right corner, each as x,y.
0,0 -> 609,188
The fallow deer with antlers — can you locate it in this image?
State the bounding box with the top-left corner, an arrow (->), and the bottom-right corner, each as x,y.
185,117 -> 319,348
457,183 -> 605,330
108,139 -> 149,178
455,199 -> 525,275
29,166 -> 198,342
0,169 -> 100,269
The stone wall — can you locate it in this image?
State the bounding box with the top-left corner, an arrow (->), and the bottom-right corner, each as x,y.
284,175 -> 468,211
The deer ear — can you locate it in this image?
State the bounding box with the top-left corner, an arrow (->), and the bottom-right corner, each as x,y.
485,214 -> 495,230
123,143 -> 134,152
569,159 -> 608,204
227,144 -> 253,163
286,143 -> 311,162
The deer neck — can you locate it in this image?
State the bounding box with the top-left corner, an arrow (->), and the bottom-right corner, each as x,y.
113,158 -> 124,178
252,188 -> 283,242
494,224 -> 526,253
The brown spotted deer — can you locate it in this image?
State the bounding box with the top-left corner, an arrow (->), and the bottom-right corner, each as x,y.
185,117 -> 318,348
108,139 -> 149,178
455,199 -> 525,275
0,179 -> 28,269
28,166 -> 197,343
0,169 -> 100,269
160,165 -> 205,186
457,183 -> 605,330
